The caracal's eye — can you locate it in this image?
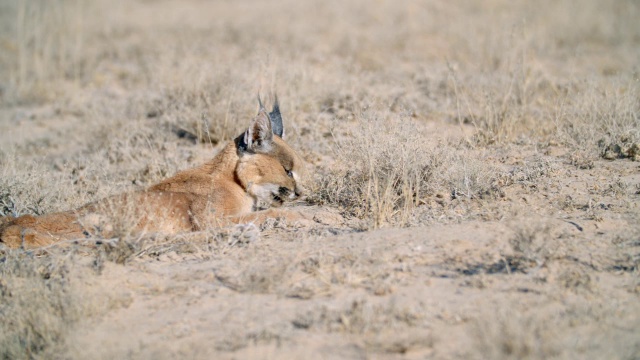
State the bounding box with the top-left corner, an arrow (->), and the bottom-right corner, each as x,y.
286,169 -> 293,178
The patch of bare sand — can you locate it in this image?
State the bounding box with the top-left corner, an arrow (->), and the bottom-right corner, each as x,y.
64,213 -> 639,359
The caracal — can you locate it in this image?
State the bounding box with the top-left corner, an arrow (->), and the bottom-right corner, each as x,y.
0,96 -> 305,249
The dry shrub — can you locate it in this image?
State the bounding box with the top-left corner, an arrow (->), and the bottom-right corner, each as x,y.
291,251 -> 402,297
0,249 -> 133,359
534,0 -> 640,50
448,49 -> 535,145
470,308 -> 560,360
0,251 -> 89,359
558,80 -> 640,160
149,224 -> 259,257
312,109 -> 439,227
452,63 -> 558,147
149,72 -> 254,146
91,223 -> 261,266
0,153 -> 78,217
4,0 -> 91,103
445,151 -> 503,201
445,0 -> 640,147
313,108 -> 503,227
610,222 -> 640,274
502,156 -> 554,189
292,298 -> 424,335
508,217 -> 555,268
471,299 -> 640,360
443,18 -> 561,147
214,257 -> 289,294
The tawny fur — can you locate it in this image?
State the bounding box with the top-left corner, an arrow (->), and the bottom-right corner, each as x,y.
0,102 -> 304,249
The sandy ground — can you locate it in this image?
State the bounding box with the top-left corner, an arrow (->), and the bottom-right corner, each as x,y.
64,217 -> 639,359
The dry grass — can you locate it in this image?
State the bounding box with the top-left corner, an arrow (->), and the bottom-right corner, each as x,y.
2,0 -> 89,103
470,308 -> 561,360
558,81 -> 640,160
508,218 -> 555,267
312,108 -> 438,227
0,154 -> 77,216
0,250 -> 111,359
1,0 -> 640,358
312,108 -> 503,228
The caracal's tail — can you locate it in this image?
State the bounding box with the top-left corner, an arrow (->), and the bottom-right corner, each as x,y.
0,212 -> 85,249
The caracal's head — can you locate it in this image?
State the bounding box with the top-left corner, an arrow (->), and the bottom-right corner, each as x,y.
235,96 -> 306,208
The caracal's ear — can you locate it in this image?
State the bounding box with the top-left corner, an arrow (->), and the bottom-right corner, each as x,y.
243,96 -> 273,152
269,94 -> 285,138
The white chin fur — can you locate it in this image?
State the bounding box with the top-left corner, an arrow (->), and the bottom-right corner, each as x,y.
249,183 -> 281,206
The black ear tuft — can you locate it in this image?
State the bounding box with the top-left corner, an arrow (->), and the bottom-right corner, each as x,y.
269,94 -> 285,138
